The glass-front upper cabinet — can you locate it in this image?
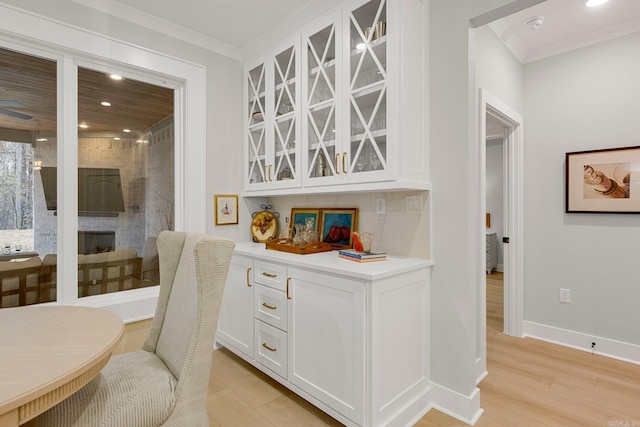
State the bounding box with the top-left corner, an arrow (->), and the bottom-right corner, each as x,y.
245,39 -> 300,190
302,0 -> 388,187
347,0 -> 387,180
302,12 -> 341,185
245,0 -> 426,194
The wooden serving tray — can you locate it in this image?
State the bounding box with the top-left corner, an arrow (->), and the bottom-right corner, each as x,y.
265,240 -> 333,255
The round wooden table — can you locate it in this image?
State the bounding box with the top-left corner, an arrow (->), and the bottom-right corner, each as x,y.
0,305 -> 124,426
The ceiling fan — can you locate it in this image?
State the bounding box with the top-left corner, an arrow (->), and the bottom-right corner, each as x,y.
0,100 -> 33,120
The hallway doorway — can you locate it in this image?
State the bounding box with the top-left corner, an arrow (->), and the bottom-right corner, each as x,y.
476,89 -> 524,383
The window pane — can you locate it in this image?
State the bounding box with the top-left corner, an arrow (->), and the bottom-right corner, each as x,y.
76,67 -> 174,298
0,47 -> 57,308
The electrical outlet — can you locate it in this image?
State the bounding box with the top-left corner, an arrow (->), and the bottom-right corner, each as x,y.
405,196 -> 422,213
375,197 -> 385,214
560,288 -> 571,304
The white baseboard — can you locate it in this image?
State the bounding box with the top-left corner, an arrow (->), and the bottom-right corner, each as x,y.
524,321 -> 640,365
429,382 -> 483,425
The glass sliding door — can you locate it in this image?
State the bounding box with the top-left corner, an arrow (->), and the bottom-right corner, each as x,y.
76,66 -> 174,298
0,47 -> 57,308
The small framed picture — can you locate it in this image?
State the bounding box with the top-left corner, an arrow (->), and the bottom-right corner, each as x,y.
214,194 -> 239,225
566,146 -> 638,213
290,208 -> 321,238
320,208 -> 358,248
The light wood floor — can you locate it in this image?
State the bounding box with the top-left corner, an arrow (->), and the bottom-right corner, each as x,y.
121,273 -> 640,426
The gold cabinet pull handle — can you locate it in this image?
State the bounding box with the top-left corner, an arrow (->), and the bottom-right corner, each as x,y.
246,267 -> 252,287
268,164 -> 272,181
262,302 -> 277,310
262,343 -> 277,352
342,152 -> 348,174
262,272 -> 277,278
335,153 -> 340,175
286,277 -> 292,300
264,165 -> 268,181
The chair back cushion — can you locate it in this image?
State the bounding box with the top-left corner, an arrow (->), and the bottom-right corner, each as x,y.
155,233 -> 202,379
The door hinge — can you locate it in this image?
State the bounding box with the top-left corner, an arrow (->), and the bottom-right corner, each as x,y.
502,237 -> 510,243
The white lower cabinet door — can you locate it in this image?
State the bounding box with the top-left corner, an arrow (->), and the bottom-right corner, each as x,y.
255,319 -> 288,379
217,256 -> 254,359
287,267 -> 365,426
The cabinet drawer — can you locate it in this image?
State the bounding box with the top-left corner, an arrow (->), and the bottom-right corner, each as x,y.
254,284 -> 288,331
255,320 -> 288,379
253,260 -> 287,291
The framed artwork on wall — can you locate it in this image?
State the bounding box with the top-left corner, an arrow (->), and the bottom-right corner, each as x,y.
319,208 -> 358,248
566,146 -> 638,213
290,208 -> 321,237
214,194 -> 239,225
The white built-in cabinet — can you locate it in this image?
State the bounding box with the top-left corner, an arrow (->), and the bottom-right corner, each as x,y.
215,243 -> 432,427
244,0 -> 428,196
288,267 -> 365,424
216,255 -> 254,359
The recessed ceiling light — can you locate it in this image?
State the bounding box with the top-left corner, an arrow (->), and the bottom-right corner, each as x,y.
114,137 -> 121,140
101,101 -> 111,107
79,124 -> 89,129
36,138 -> 48,142
109,74 -> 123,80
123,129 -> 131,133
525,16 -> 545,30
586,0 -> 609,7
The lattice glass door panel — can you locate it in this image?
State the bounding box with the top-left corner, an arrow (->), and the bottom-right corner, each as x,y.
348,0 -> 387,175
307,107 -> 336,178
247,63 -> 266,184
350,88 -> 386,173
248,126 -> 266,184
306,23 -> 338,180
274,117 -> 296,182
273,46 -> 297,183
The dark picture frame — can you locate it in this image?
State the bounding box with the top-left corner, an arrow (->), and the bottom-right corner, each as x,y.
319,208 -> 358,248
566,146 -> 637,213
290,208 -> 321,237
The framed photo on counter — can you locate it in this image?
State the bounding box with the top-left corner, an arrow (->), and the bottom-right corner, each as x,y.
319,208 -> 358,248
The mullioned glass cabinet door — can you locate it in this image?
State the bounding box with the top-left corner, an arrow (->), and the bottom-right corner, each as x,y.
272,45 -> 298,184
347,0 -> 387,178
247,63 -> 267,185
304,20 -> 339,184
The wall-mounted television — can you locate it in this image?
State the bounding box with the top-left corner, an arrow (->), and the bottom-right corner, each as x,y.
40,167 -> 125,216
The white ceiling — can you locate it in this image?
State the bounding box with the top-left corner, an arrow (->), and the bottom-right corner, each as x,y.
72,0 -> 640,62
490,0 -> 640,63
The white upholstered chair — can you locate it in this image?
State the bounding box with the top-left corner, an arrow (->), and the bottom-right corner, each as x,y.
33,231 -> 235,427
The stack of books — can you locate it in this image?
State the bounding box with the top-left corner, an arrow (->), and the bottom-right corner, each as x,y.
338,249 -> 387,263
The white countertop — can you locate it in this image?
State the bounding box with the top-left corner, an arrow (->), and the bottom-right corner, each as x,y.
233,242 -> 434,281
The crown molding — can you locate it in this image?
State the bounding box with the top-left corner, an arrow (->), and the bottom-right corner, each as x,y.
72,0 -> 243,60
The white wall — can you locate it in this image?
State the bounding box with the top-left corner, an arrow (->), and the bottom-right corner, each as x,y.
523,31 -> 640,347
428,0 -> 515,413
475,26 -> 524,114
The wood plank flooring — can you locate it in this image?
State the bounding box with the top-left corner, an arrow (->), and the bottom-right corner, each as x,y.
120,272 -> 640,426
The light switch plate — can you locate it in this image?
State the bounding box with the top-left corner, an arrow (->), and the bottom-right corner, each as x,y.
375,197 -> 385,214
